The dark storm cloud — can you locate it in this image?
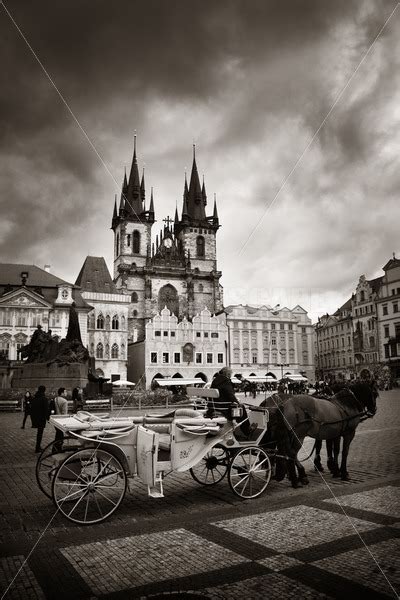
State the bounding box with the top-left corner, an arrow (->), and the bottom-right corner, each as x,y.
0,0 -> 399,320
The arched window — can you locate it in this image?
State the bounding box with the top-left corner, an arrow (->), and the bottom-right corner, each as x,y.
131,292 -> 138,303
111,343 -> 119,359
196,236 -> 205,257
133,230 -> 140,254
112,315 -> 119,330
133,309 -> 138,317
96,343 -> 104,358
198,284 -> 204,292
97,314 -> 104,329
158,284 -> 179,316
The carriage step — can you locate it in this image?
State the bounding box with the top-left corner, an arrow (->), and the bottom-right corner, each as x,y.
148,475 -> 164,498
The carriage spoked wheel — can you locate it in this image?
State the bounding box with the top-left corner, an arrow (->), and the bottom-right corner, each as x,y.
228,447 -> 272,499
36,437 -> 82,499
52,448 -> 127,525
189,444 -> 229,486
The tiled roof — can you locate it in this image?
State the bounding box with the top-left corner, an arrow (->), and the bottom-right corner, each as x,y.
75,256 -> 117,293
0,263 -> 72,287
0,263 -> 91,309
334,297 -> 352,315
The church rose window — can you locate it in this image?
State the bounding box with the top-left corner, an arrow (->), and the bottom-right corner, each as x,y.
196,235 -> 205,257
133,231 -> 140,254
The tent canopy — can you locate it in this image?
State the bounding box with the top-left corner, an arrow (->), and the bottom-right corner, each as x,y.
112,379 -> 136,387
286,375 -> 308,382
244,376 -> 277,383
153,378 -> 205,387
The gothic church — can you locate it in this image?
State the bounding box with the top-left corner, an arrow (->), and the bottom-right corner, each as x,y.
111,137 -> 224,342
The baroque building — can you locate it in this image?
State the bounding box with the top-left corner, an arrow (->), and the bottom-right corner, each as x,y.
376,256 -> 400,382
225,304 -> 315,381
314,299 -> 354,381
0,264 -> 91,388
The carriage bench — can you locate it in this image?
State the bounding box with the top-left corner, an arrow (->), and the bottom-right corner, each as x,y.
0,400 -> 21,412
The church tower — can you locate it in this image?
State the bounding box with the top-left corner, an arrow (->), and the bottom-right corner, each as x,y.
111,135 -> 155,281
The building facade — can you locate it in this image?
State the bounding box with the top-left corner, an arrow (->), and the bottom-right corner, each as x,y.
75,257 -> 130,381
376,256 -> 400,382
128,307 -> 228,386
0,264 -> 91,388
225,304 -> 315,381
314,299 -> 354,381
352,275 -> 382,377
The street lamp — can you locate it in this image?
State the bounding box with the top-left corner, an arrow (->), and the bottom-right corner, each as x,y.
275,362 -> 289,379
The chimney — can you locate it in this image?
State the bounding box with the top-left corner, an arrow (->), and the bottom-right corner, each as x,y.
44,265 -> 51,273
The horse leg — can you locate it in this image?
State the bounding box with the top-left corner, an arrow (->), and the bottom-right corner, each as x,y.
331,438 -> 341,478
287,437 -> 304,488
326,439 -> 334,473
340,431 -> 355,481
296,458 -> 309,485
313,439 -> 324,472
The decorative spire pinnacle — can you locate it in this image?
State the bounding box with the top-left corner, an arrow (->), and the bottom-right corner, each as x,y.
213,193 -> 219,224
149,187 -> 155,215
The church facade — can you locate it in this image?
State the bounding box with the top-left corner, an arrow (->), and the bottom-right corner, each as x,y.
111,138 -> 226,386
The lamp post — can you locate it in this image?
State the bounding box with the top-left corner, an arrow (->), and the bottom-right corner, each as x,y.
275,362 -> 289,379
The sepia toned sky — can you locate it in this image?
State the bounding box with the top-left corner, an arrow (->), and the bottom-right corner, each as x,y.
1,0 -> 399,322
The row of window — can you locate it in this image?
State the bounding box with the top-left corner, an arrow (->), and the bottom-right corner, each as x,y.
0,309 -> 62,328
384,324 -> 400,338
382,302 -> 399,316
90,314 -> 125,330
354,305 -> 374,316
233,323 -> 300,331
150,351 -> 224,365
91,342 -> 124,360
154,330 -> 220,339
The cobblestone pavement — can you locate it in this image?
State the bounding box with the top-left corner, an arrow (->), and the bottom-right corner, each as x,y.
0,390 -> 399,599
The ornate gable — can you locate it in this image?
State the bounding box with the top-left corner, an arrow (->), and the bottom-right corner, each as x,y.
0,289 -> 52,309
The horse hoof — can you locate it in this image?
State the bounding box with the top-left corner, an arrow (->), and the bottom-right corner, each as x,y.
300,477 -> 309,485
314,464 -> 324,473
332,471 -> 341,479
341,473 -> 350,481
291,480 -> 301,489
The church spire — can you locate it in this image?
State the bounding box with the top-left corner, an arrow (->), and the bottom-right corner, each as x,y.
187,145 -> 206,221
202,175 -> 207,206
213,193 -> 219,226
140,167 -> 145,205
111,195 -> 118,229
125,134 -> 143,220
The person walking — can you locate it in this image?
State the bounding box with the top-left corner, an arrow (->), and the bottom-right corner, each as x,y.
30,385 -> 49,453
72,387 -> 84,413
21,390 -> 32,429
52,387 -> 69,453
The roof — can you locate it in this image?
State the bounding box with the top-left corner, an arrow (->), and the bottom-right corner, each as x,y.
334,297 -> 352,316
75,257 -> 117,293
0,263 -> 91,310
367,276 -> 383,294
383,257 -> 400,271
0,263 -> 72,287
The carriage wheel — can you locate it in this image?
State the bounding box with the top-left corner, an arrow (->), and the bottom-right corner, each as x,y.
189,444 -> 229,486
228,447 -> 271,499
36,437 -> 82,499
52,448 -> 127,525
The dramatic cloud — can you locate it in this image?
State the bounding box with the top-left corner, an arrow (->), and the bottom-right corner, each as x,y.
0,0 -> 399,319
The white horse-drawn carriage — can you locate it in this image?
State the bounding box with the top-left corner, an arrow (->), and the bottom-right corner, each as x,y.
36,388 -> 272,525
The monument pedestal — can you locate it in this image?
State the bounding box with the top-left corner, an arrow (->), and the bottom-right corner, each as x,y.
12,362 -> 88,393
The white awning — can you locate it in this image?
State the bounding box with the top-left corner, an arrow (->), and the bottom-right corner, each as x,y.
231,377 -> 242,384
153,378 -> 205,387
244,376 -> 277,383
286,375 -> 308,382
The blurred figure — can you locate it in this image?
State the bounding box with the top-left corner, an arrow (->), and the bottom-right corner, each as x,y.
30,385 -> 49,453
21,390 -> 31,429
72,386 -> 84,413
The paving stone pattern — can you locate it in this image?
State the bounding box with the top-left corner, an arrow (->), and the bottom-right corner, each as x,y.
0,390 -> 399,599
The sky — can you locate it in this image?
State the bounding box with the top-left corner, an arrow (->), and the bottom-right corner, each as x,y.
1,0 -> 399,323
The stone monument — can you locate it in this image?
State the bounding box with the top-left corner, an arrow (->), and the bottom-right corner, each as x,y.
12,303 -> 90,392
